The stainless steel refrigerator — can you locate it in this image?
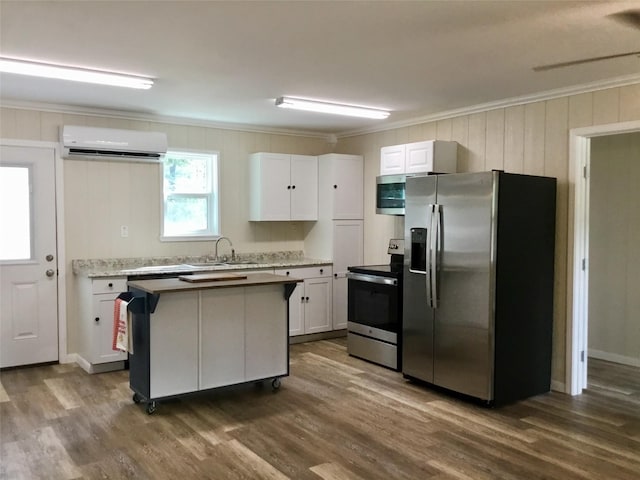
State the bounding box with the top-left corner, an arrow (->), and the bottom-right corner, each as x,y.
402,171 -> 556,405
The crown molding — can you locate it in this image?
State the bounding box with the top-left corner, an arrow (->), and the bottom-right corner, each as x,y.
0,99 -> 329,139
336,73 -> 640,138
2,73 -> 639,142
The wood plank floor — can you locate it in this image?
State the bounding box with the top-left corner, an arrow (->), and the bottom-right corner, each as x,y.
1,339 -> 639,479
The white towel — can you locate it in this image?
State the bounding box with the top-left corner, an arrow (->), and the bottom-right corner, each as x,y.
112,298 -> 133,354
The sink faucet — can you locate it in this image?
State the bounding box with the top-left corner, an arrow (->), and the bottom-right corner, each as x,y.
214,236 -> 235,262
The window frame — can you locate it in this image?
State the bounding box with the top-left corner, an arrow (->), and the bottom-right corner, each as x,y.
160,148 -> 220,242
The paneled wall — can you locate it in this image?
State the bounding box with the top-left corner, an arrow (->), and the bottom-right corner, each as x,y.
588,132 -> 640,366
335,83 -> 640,387
1,82 -> 639,383
0,109 -> 331,353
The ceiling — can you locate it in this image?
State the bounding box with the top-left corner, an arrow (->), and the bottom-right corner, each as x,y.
1,0 -> 639,136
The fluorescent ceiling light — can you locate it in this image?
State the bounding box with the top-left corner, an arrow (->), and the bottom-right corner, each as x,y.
0,57 -> 153,90
276,96 -> 389,119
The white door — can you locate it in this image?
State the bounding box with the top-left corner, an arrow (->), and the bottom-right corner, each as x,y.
0,145 -> 58,367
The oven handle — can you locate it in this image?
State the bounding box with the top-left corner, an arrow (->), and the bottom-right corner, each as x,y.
346,272 -> 398,286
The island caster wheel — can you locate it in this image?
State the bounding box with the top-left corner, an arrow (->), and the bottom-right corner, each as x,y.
271,378 -> 281,391
132,393 -> 142,404
146,401 -> 157,415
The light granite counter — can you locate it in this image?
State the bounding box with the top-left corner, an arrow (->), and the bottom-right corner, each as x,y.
72,250 -> 332,278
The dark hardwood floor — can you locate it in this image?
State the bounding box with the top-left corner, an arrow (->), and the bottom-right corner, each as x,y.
1,339 -> 639,479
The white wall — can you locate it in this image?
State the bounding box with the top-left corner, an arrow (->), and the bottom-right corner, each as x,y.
588,132 -> 640,366
2,82 -> 640,381
335,83 -> 640,387
0,109 -> 332,354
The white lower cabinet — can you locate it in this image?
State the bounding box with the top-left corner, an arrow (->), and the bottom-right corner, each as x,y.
144,284 -> 287,399
76,276 -> 128,373
275,266 -> 332,336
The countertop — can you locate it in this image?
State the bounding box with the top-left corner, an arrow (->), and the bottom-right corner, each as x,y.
72,250 -> 331,278
127,273 -> 303,295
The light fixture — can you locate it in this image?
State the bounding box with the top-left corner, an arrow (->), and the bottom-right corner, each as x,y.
0,57 -> 153,90
276,96 -> 389,119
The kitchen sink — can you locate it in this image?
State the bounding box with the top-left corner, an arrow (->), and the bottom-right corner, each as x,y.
185,262 -> 227,267
128,264 -> 191,272
185,261 -> 258,267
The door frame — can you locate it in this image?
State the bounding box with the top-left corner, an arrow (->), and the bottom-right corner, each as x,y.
0,139 -> 68,364
567,119 -> 640,395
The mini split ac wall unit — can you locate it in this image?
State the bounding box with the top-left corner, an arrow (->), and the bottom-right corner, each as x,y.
60,125 -> 168,162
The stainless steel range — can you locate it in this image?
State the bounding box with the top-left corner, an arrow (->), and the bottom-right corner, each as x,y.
346,239 -> 404,370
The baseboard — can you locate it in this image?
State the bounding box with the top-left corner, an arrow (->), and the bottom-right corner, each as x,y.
588,349 -> 640,367
289,330 -> 347,345
550,380 -> 566,393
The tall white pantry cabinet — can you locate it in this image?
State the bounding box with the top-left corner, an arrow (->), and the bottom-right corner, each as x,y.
305,153 -> 364,331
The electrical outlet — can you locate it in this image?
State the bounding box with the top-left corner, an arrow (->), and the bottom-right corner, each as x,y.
121,225 -> 129,237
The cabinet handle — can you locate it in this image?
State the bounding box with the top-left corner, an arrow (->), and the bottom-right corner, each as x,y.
301,296 -> 305,302
292,185 -> 296,189
286,271 -> 290,276
108,282 -> 113,288
287,185 -> 291,190
334,273 -> 337,278
320,268 -> 323,274
95,317 -> 100,322
333,184 -> 337,189
305,296 -> 309,301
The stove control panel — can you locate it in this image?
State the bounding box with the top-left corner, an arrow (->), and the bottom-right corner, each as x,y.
388,238 -> 404,255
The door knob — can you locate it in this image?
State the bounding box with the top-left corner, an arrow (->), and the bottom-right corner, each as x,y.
46,269 -> 55,277
46,254 -> 54,262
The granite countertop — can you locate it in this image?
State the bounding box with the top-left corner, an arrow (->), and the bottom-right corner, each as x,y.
72,250 -> 332,278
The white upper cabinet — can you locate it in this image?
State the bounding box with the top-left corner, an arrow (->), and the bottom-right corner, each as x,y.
318,153 -> 364,220
249,153 -> 318,221
380,140 -> 457,175
379,144 -> 405,175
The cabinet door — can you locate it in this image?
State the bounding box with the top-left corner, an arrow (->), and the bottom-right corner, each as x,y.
332,220 -> 363,330
288,282 -> 305,336
304,277 -> 332,334
405,141 -> 434,174
251,153 -> 291,220
380,144 -> 405,175
290,155 -> 318,220
200,288 -> 245,389
91,294 -> 128,364
332,276 -> 348,330
331,155 -> 363,220
149,292 -> 199,398
245,285 -> 288,381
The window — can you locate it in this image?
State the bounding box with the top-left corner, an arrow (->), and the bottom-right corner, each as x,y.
0,165 -> 32,260
161,150 -> 219,240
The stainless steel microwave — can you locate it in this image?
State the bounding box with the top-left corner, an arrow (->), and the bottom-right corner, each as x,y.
376,174 -> 408,215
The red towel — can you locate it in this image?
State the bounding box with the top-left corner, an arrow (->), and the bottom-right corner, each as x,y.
112,298 -> 131,352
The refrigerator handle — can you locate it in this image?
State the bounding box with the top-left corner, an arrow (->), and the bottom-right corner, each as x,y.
431,204 -> 441,309
425,205 -> 434,308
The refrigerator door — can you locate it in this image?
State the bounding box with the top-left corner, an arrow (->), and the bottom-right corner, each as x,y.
433,171 -> 496,400
402,175 -> 437,382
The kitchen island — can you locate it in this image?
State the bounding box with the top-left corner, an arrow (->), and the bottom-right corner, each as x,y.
124,273 -> 301,413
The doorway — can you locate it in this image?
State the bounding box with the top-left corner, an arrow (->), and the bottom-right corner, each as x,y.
0,142 -> 64,367
568,120 -> 640,395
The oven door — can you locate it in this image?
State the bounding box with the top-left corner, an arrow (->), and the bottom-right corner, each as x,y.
347,272 -> 399,343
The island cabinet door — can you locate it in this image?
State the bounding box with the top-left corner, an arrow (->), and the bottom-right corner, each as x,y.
245,285 -> 288,382
149,292 -> 199,399
199,289 -> 246,389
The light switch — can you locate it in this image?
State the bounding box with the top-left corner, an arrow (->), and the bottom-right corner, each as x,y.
121,225 -> 129,237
